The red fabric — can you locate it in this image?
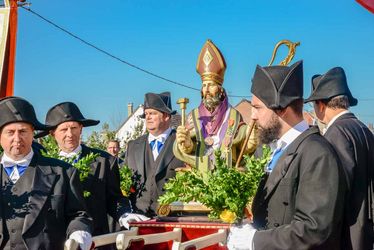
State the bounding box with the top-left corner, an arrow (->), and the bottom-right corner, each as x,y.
356,0 -> 374,13
127,220 -> 229,250
0,0 -> 17,97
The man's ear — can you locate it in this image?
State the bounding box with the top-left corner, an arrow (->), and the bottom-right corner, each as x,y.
79,124 -> 83,134
316,101 -> 326,113
164,113 -> 171,121
274,108 -> 287,117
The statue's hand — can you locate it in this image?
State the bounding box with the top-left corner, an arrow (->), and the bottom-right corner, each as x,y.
176,125 -> 194,154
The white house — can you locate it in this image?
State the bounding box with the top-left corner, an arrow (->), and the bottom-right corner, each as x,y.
115,104 -> 146,147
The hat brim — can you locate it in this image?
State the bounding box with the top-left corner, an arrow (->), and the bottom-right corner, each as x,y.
304,95 -> 320,103
348,96 -> 358,106
0,120 -> 48,132
33,121 -> 49,131
34,118 -> 100,139
34,129 -> 51,139
304,94 -> 358,106
139,110 -> 177,119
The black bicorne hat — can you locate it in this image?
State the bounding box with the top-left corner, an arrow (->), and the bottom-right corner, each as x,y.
140,92 -> 176,118
304,67 -> 357,106
0,96 -> 47,130
35,101 -> 100,138
251,61 -> 304,109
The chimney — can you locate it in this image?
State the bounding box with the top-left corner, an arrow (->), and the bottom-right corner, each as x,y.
127,103 -> 133,117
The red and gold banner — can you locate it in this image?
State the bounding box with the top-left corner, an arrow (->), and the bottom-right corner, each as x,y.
0,0 -> 17,97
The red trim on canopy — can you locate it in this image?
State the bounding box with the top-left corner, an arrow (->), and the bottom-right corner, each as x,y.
356,0 -> 374,14
0,0 -> 17,97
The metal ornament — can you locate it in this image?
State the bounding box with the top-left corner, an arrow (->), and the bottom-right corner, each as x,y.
204,137 -> 214,146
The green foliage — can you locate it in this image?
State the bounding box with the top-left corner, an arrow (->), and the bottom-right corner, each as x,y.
40,135 -> 99,197
158,145 -> 271,222
39,135 -> 60,156
85,122 -> 116,151
158,169 -> 205,205
130,171 -> 147,199
243,145 -> 272,194
119,165 -> 133,196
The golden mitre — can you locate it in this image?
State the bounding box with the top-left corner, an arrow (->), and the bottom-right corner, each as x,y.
196,39 -> 227,85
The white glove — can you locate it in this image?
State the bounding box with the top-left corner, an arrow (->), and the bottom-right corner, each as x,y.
119,213 -> 150,229
227,224 -> 256,250
69,231 -> 92,250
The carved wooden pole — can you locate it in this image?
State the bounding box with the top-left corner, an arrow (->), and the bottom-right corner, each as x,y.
235,119 -> 256,169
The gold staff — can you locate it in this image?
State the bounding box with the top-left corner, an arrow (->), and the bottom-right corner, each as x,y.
177,98 -> 189,126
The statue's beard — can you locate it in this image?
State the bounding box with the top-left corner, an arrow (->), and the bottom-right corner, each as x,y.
203,93 -> 221,112
258,114 -> 281,144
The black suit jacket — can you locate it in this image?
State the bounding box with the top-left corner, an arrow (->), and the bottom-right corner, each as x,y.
324,113 -> 374,250
80,144 -> 131,236
125,130 -> 184,216
0,151 -> 92,250
252,127 -> 347,249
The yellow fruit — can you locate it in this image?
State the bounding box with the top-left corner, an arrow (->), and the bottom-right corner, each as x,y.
220,209 -> 237,223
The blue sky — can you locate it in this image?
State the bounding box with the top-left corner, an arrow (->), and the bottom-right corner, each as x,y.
13,0 -> 374,138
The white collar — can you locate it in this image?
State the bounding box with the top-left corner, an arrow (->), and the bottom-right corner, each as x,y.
324,110 -> 350,134
59,144 -> 82,158
1,149 -> 34,168
148,127 -> 172,144
272,120 -> 309,152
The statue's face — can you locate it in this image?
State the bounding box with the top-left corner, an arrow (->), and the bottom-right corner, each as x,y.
201,80 -> 223,111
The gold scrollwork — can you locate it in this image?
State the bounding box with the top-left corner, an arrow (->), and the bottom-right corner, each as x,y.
268,39 -> 300,66
157,204 -> 171,217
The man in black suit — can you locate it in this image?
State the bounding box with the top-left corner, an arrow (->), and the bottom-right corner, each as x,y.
305,67 -> 374,250
0,97 -> 92,250
36,102 -> 131,242
125,92 -> 184,219
107,139 -> 124,166
227,61 -> 347,249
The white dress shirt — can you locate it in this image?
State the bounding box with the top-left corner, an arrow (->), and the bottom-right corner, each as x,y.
148,127 -> 172,160
59,145 -> 82,159
267,120 -> 309,172
1,149 -> 34,183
